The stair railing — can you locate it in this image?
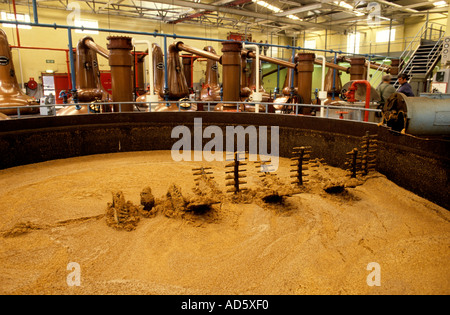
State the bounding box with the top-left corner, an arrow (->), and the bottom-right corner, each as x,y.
399,23 -> 427,71
424,34 -> 445,78
370,58 -> 390,86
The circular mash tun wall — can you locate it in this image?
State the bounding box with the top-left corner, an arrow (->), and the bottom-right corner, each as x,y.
0,112 -> 448,210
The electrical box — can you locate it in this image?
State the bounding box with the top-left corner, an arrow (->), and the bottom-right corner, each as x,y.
39,96 -> 55,116
432,69 -> 450,93
442,36 -> 450,66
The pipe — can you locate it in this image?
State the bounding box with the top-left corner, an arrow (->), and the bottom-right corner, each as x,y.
163,36 -> 168,102
341,56 -> 390,73
132,39 -> 154,95
345,80 -> 371,122
1,19 -> 395,60
243,44 -> 259,95
67,28 -> 77,103
314,59 -> 349,73
12,0 -> 20,47
316,55 -> 327,117
175,42 -> 221,62
32,0 -> 38,24
84,38 -> 109,59
245,50 -> 296,69
242,43 -> 261,112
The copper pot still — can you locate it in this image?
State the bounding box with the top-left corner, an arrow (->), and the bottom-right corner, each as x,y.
0,29 -> 39,115
156,43 -> 193,111
200,46 -> 221,103
136,43 -> 165,103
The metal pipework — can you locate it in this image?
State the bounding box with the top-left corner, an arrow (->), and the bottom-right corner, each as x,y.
349,57 -> 367,81
84,38 -> 109,59
0,29 -> 39,115
316,55 -> 327,117
175,42 -> 221,63
340,56 -> 390,73
244,50 -> 296,69
242,43 -> 262,113
389,58 -> 400,75
345,80 -> 372,122
132,39 -> 153,95
295,52 -> 316,114
107,36 -> 134,112
382,93 -> 450,135
200,46 -> 221,103
136,43 -> 164,106
240,51 -> 251,98
216,41 -> 242,111
74,36 -> 104,103
313,59 -> 349,73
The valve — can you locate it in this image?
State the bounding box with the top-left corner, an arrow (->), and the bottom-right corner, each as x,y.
26,77 -> 38,90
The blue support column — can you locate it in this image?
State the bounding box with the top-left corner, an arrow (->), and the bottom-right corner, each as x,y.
67,28 -> 78,106
32,0 -> 38,23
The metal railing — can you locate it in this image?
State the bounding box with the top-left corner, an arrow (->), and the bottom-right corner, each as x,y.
0,100 -> 382,123
399,23 -> 446,76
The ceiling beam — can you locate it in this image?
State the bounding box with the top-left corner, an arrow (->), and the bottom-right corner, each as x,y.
143,0 -> 346,31
274,3 -> 323,17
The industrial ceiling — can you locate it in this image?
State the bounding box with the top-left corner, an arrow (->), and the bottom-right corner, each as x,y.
4,0 -> 450,35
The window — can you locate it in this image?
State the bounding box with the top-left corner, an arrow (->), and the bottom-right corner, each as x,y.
347,32 -> 360,55
304,39 -> 316,50
376,29 -> 396,43
74,19 -> 99,35
1,12 -> 31,29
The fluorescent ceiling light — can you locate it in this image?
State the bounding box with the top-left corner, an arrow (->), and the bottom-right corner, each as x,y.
433,1 -> 447,7
287,14 -> 301,20
334,1 -> 353,10
253,0 -> 303,20
252,0 -> 282,13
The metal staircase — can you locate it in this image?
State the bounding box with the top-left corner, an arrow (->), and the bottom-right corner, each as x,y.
394,23 -> 446,91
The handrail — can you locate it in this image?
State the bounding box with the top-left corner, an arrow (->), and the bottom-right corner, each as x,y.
370,58 -> 390,86
399,23 -> 426,63
398,22 -> 446,79
0,100 -> 381,122
425,35 -> 445,78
